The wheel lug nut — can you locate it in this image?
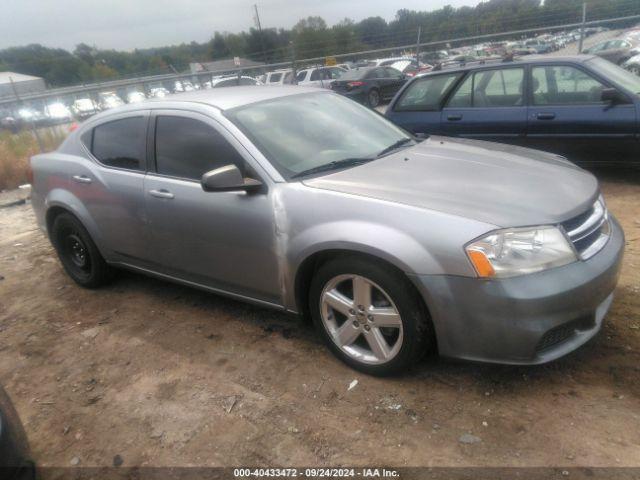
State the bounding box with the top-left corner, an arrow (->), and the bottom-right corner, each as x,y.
352,320 -> 359,327
349,309 -> 355,315
367,315 -> 373,322
358,305 -> 364,311
364,325 -> 371,331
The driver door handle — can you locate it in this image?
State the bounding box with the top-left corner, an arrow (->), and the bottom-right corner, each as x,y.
447,114 -> 463,121
149,189 -> 174,199
72,175 -> 92,184
536,112 -> 556,120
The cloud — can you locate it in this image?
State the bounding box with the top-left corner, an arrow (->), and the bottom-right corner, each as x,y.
1,0 -> 478,50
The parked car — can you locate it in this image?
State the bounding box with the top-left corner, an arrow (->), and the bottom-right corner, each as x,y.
30,86 -> 623,375
524,39 -> 553,54
623,53 -> 640,76
71,98 -> 99,119
17,107 -> 46,125
98,92 -> 125,110
210,75 -> 262,88
583,38 -> 640,65
295,66 -> 346,88
126,91 -> 147,103
0,110 -> 18,132
45,102 -> 74,124
389,60 -> 433,77
385,55 -> 640,165
264,69 -> 295,85
148,87 -> 170,98
330,66 -> 407,107
174,80 -> 197,92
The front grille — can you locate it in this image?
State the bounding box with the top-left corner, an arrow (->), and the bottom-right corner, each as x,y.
561,197 -> 611,260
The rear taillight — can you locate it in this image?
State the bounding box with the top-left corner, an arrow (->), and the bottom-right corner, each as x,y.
347,81 -> 364,88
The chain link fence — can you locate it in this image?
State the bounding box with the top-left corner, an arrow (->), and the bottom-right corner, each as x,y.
1,10 -> 640,142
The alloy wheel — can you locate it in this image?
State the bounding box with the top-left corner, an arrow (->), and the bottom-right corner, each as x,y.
320,274 -> 403,365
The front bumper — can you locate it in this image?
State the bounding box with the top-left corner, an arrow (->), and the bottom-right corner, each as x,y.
410,215 -> 624,364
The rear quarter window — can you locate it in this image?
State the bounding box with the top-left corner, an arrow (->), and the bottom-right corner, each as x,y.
395,73 -> 461,111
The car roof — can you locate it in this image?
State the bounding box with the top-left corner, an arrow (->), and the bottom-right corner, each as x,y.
419,54 -> 597,76
90,86 -> 326,115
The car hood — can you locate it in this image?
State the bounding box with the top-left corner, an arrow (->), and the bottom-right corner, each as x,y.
303,136 -> 599,227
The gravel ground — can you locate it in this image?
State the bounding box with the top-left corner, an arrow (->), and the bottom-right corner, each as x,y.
0,167 -> 639,470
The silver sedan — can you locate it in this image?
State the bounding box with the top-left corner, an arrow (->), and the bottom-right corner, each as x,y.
30,86 -> 623,375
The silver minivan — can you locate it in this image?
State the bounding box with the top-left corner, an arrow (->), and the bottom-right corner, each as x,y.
30,86 -> 624,375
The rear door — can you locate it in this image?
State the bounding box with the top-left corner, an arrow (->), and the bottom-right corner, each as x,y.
526,63 -> 638,163
76,112 -> 151,263
382,67 -> 407,99
441,66 -> 528,144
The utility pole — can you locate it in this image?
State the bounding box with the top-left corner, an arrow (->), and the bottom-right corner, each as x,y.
254,4 -> 268,64
290,41 -> 297,84
415,26 -> 422,65
578,3 -> 587,54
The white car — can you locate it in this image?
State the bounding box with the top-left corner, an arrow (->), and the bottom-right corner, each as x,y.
209,76 -> 263,88
46,102 -> 73,123
71,98 -> 99,119
295,66 -> 346,88
264,69 -> 295,85
126,91 -> 147,103
149,87 -> 170,98
98,92 -> 125,110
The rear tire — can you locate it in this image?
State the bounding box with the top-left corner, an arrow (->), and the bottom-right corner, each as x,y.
367,89 -> 380,108
51,213 -> 114,288
309,256 -> 433,376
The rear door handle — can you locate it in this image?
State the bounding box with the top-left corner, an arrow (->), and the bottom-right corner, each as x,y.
536,112 -> 556,120
447,114 -> 463,121
72,175 -> 92,184
149,189 -> 174,199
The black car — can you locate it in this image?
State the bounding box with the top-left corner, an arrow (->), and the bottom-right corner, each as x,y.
0,387 -> 34,480
330,66 -> 407,108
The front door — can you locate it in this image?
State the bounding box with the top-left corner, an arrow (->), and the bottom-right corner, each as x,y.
143,110 -> 281,305
526,64 -> 638,164
441,66 -> 528,146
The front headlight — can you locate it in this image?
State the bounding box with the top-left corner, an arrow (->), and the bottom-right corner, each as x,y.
465,226 -> 577,278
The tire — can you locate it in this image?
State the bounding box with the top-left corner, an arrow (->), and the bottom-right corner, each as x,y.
309,256 -> 433,376
367,89 -> 380,108
51,213 -> 114,288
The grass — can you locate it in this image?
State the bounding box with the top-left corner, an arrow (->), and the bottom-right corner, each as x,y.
0,127 -> 68,191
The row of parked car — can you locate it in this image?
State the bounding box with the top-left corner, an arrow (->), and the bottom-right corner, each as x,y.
0,75 -> 263,131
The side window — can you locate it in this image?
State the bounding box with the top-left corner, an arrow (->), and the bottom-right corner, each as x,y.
329,68 -> 344,79
91,117 -> 146,171
531,66 -> 606,105
269,73 -> 282,83
310,70 -> 320,81
473,68 -> 524,107
395,73 -> 460,111
215,79 -> 235,88
239,77 -> 257,85
446,74 -> 473,108
155,116 -> 245,181
385,67 -> 403,79
296,71 -> 307,82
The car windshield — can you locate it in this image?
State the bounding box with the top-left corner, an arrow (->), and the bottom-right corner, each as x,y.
225,92 -> 412,180
587,57 -> 640,94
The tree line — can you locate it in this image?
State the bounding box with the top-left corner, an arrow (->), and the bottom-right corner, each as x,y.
0,0 -> 637,88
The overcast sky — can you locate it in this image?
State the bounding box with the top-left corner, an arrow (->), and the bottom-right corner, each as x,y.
2,0 -> 480,51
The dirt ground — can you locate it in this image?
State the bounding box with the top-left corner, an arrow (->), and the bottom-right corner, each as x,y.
0,167 -> 639,470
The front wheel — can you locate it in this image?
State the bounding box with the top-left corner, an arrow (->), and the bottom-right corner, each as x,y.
309,256 -> 433,376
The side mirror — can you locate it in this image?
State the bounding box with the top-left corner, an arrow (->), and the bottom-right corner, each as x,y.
201,164 -> 262,192
601,87 -> 625,104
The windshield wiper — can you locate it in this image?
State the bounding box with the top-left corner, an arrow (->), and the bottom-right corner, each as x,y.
376,137 -> 414,158
290,157 -> 373,179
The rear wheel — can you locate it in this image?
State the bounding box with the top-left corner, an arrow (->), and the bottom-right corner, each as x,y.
51,213 -> 114,288
309,256 -> 433,376
367,89 -> 380,108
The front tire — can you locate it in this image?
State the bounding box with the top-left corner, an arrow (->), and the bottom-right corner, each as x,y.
51,213 -> 114,288
309,256 -> 433,376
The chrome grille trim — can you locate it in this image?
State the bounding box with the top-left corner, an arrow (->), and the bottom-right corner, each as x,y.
562,197 -> 610,261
